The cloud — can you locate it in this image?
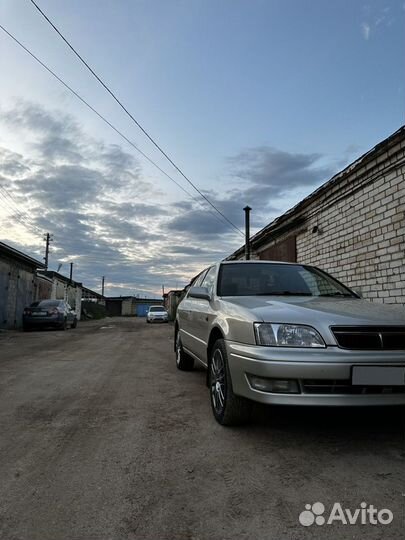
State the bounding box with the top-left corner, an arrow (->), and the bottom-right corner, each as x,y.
167,146 -> 333,242
103,201 -> 168,219
168,209 -> 233,237
168,245 -> 219,256
0,147 -> 31,177
0,101 -> 339,294
361,22 -> 371,40
229,146 -> 331,199
0,101 -> 240,294
360,4 -> 399,40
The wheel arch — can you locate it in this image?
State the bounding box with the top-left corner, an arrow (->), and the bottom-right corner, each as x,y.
206,326 -> 225,386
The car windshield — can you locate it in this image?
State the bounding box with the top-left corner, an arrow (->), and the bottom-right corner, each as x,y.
149,306 -> 166,312
34,300 -> 61,308
217,263 -> 355,297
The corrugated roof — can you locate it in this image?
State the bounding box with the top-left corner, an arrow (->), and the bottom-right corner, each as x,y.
82,286 -> 105,299
0,241 -> 45,269
38,270 -> 82,287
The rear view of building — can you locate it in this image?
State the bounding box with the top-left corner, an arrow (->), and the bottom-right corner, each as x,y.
37,271 -> 83,320
228,126 -> 405,305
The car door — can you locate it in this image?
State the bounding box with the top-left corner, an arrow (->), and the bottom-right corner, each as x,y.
186,266 -> 218,363
177,270 -> 208,354
192,265 -> 218,361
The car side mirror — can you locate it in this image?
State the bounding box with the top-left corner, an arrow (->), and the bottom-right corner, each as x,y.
188,286 -> 211,301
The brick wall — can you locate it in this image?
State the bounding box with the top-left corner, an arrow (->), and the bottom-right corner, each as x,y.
295,140 -> 405,304
247,133 -> 405,305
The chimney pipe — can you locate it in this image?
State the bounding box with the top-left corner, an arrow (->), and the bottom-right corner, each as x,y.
243,206 -> 251,260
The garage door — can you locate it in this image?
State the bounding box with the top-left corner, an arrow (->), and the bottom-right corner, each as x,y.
0,270 -> 10,328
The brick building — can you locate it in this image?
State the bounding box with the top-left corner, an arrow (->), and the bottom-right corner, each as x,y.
228,125 -> 405,305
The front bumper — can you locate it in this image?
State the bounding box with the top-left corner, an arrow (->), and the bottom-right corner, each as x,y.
226,340 -> 405,406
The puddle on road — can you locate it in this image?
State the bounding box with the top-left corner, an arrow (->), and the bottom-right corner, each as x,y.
99,325 -> 116,330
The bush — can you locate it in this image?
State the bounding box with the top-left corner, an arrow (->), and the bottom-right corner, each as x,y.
81,301 -> 107,320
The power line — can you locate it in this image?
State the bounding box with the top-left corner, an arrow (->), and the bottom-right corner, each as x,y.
0,192 -> 36,234
28,0 -> 244,237
0,176 -> 45,236
0,185 -> 44,236
0,23 -> 243,236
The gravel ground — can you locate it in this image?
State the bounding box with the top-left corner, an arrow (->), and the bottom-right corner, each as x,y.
0,317 -> 404,540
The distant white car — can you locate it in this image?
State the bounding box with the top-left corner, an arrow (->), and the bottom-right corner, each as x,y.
147,306 -> 169,323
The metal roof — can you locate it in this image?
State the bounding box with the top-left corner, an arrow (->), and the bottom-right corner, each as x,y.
82,286 -> 105,299
38,270 -> 82,287
0,241 -> 45,269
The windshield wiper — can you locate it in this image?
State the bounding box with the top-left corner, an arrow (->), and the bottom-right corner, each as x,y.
255,291 -> 313,296
318,292 -> 352,297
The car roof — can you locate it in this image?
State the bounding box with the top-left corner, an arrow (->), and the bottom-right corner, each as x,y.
220,260 -> 300,266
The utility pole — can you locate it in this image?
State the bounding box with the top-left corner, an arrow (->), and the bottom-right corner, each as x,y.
243,206 -> 251,260
101,276 -> 105,296
69,262 -> 74,283
162,284 -> 165,298
43,233 -> 53,270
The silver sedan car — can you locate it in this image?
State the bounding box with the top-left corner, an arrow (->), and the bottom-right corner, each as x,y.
175,261 -> 405,425
146,306 -> 169,323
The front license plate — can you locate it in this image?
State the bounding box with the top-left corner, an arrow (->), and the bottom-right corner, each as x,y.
32,312 -> 47,316
352,366 -> 405,386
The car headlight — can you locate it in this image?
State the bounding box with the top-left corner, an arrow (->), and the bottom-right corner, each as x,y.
254,323 -> 325,348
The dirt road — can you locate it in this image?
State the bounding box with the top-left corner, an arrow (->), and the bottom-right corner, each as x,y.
0,317 -> 403,539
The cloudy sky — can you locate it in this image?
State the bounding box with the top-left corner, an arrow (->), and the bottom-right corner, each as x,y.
0,0 -> 404,296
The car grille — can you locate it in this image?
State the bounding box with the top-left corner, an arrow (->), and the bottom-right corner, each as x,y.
331,326 -> 405,350
302,379 -> 405,395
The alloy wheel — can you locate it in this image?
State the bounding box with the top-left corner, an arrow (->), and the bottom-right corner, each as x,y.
176,334 -> 181,366
210,349 -> 226,414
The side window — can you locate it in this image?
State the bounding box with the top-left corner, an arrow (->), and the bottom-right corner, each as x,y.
201,266 -> 217,295
186,269 -> 208,297
194,270 -> 209,288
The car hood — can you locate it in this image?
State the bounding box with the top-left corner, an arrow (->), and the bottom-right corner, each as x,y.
223,296 -> 405,326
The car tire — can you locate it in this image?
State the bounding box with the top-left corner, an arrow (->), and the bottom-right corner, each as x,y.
23,324 -> 31,332
175,332 -> 194,371
71,318 -> 77,329
60,319 -> 67,331
209,339 -> 252,426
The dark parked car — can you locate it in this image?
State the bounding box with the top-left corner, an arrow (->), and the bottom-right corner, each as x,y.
23,299 -> 77,331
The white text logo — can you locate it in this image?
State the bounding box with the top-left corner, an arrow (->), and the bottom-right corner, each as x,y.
299,502 -> 394,527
